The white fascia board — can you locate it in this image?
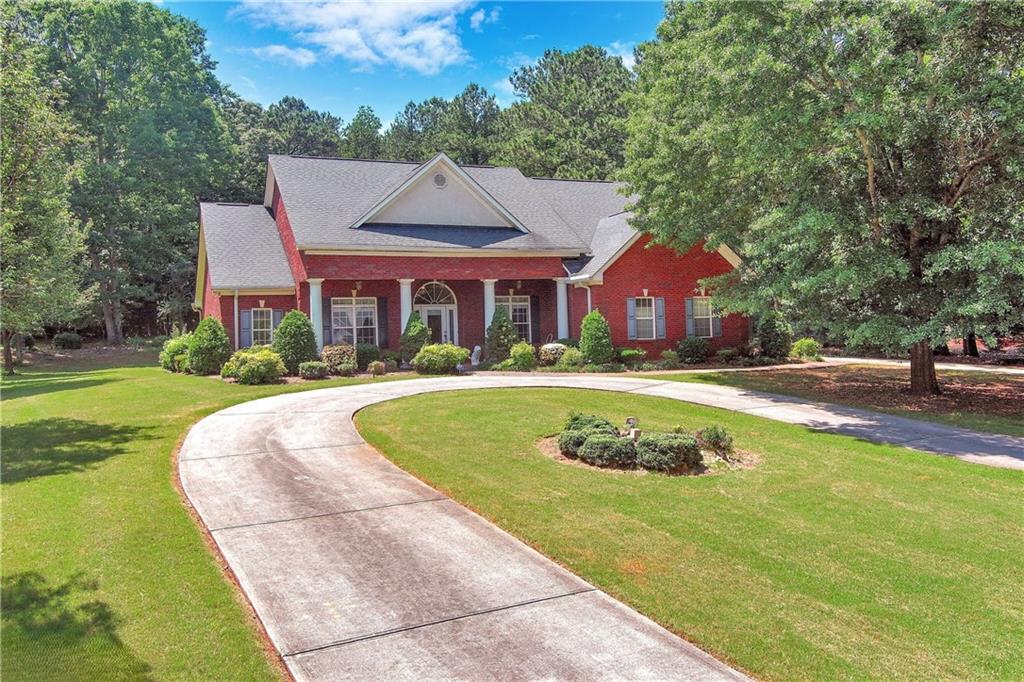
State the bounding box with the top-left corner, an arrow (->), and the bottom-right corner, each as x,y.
351,152 -> 528,233
263,163 -> 277,207
300,246 -> 580,258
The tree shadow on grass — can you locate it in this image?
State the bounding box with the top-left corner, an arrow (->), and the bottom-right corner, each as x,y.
1,572 -> 152,680
2,418 -> 153,485
0,374 -> 120,401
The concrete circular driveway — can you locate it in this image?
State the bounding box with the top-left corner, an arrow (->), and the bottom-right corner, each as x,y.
178,374 -> 1024,681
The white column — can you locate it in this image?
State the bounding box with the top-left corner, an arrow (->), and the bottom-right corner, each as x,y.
482,279 -> 497,334
308,278 -> 324,351
398,278 -> 415,332
554,278 -> 569,339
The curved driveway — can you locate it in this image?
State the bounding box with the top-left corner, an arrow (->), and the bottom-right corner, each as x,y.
179,375 -> 1024,682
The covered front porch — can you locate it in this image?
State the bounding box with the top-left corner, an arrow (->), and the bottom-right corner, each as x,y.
306,277 -> 571,352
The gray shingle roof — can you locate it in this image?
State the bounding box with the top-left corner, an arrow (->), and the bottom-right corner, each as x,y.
201,203 -> 295,289
268,155 -> 595,253
528,177 -> 632,244
570,211 -> 639,278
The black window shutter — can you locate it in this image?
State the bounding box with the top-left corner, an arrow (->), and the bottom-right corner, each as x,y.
377,297 -> 389,348
529,295 -> 540,343
322,296 -> 332,345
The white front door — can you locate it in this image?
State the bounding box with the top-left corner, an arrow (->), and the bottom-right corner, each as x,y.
415,305 -> 458,345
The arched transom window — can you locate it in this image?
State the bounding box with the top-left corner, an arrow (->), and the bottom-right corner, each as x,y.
414,282 -> 456,305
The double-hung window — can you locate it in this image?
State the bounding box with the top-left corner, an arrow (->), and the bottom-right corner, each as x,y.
251,308 -> 274,346
495,295 -> 531,341
692,296 -> 717,338
634,297 -> 656,340
331,297 -> 378,345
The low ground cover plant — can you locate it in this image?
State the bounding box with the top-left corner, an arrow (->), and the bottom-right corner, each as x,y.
321,343 -> 357,376
411,343 -> 470,374
298,361 -> 328,379
618,347 -> 647,368
220,346 -> 287,385
187,318 -> 231,375
53,331 -> 83,349
272,311 -> 318,374
159,333 -> 192,372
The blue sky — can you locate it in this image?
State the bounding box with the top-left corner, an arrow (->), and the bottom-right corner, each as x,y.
166,1 -> 665,126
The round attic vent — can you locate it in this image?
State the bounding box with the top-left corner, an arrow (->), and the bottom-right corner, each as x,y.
432,172 -> 448,189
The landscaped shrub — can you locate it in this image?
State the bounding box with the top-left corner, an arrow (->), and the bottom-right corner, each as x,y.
187,318 -> 232,375
400,312 -> 430,364
159,333 -> 192,372
53,331 -> 83,350
554,347 -> 584,369
757,310 -> 793,359
636,433 -> 702,473
790,337 -> 823,360
298,361 -> 328,379
367,360 -> 387,376
697,424 -> 734,456
565,412 -> 618,433
500,341 -> 535,371
618,347 -> 647,368
272,311 -> 318,374
221,347 -> 286,385
556,337 -> 578,348
411,343 -> 470,374
557,429 -> 592,458
485,307 -> 518,362
382,349 -> 402,365
677,337 -> 709,364
538,343 -> 567,366
355,343 -> 380,370
579,310 -> 615,364
582,362 -> 625,373
715,347 -> 739,363
579,434 -> 636,468
384,358 -> 399,373
321,344 -> 357,376
659,349 -> 680,368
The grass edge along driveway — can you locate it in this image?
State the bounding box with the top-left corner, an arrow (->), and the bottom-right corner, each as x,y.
356,387 -> 1024,681
1,353 -> 413,680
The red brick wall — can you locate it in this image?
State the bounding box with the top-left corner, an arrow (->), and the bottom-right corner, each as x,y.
217,293 -> 299,349
493,279 -> 559,344
588,236 -> 748,355
271,183 -> 307,308
303,254 -> 566,281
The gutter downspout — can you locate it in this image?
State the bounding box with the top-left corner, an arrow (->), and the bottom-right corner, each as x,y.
585,285 -> 592,313
233,290 -> 240,350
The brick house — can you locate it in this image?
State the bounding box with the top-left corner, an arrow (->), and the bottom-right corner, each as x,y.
194,152 -> 747,355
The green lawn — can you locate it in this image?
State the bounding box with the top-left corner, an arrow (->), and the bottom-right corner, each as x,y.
356,388 -> 1024,680
648,364 -> 1024,437
1,353 -> 411,680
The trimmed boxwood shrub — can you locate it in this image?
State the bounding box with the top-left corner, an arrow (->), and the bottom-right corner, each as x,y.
557,429 -> 591,458
411,343 -> 470,374
272,310 -> 318,374
159,333 -> 192,372
53,331 -> 83,350
498,341 -> 535,371
715,347 -> 739,363
221,347 -> 286,385
400,312 -> 430,364
618,347 -> 647,368
368,360 -> 387,376
485,307 -> 518,362
579,310 -> 615,364
356,343 -> 380,370
757,310 -> 793,359
636,433 -> 702,473
187,318 -> 231,375
554,347 -> 584,369
565,412 -> 617,433
579,434 -> 636,468
298,361 -> 328,379
582,362 -> 625,373
790,337 -> 823,360
677,337 -> 709,364
321,344 -> 357,376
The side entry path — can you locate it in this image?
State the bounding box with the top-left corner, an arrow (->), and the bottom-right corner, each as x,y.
178,376 -> 1024,682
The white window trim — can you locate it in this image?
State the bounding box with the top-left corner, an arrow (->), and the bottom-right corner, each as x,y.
634,296 -> 656,341
692,296 -> 717,339
495,295 -> 531,342
251,307 -> 274,346
331,296 -> 379,346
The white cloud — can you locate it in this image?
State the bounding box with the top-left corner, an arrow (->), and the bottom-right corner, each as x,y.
607,40 -> 636,70
470,6 -> 500,31
521,33 -> 540,41
233,0 -> 477,75
248,44 -> 318,67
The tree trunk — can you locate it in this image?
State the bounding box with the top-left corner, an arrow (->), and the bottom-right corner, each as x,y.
909,340 -> 941,395
14,334 -> 24,365
101,294 -> 124,344
2,331 -> 14,376
964,332 -> 980,357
